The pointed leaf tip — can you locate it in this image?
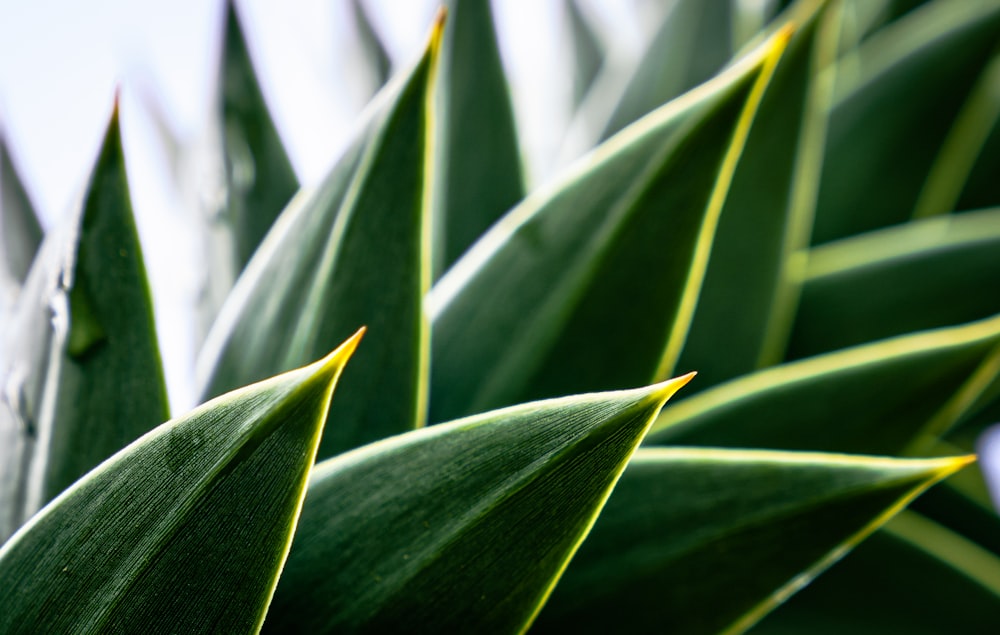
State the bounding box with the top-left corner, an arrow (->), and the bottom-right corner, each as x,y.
430,6 -> 447,53
649,371 -> 697,410
317,327 -> 366,377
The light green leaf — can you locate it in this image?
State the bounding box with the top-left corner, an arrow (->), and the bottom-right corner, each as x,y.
199,16 -> 441,458
349,0 -> 391,96
430,29 -> 788,422
789,207 -> 1000,359
533,448 -> 970,635
812,0 -> 1000,244
565,0 -> 604,107
677,0 -> 837,388
263,374 -> 694,634
649,313 -> 1000,455
0,331 -> 360,633
751,511 -> 1000,634
434,0 -> 525,275
0,108 -> 168,542
0,132 -> 42,287
221,0 -> 299,270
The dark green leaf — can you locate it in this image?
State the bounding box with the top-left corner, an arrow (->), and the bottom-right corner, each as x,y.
790,207 -> 1000,359
534,448 -> 970,635
434,0 -> 525,275
812,0 -> 1000,243
677,0 -> 837,388
751,511 -> 1000,634
221,0 -> 299,270
0,331 -> 360,633
0,108 -> 169,541
264,373 -> 693,634
430,30 -> 788,422
199,17 -> 441,458
649,313 -> 1000,455
0,132 -> 42,287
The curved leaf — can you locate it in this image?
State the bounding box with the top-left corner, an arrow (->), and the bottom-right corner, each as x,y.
0,108 -> 168,541
0,331 -> 359,633
264,374 -> 694,634
199,15 -> 442,458
430,29 -> 789,422
751,511 -> 1000,634
790,207 -> 1000,359
434,0 -> 525,275
649,313 -> 1000,455
812,0 -> 1000,243
677,0 -> 837,388
534,448 -> 970,635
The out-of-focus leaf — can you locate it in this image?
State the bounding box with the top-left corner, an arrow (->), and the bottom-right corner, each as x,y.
350,0 -> 391,94
751,511 -> 1000,634
0,132 -> 42,286
0,332 -> 360,633
956,89 -> 1000,211
434,0 -> 525,275
264,373 -> 693,634
0,108 -> 169,542
677,0 -> 836,389
534,448 -> 971,635
430,30 -> 788,422
812,0 -> 1000,244
199,16 -> 441,458
221,0 -> 299,270
648,313 -> 1000,455
790,207 -> 1000,359
565,0 -> 603,106
912,50 -> 1000,219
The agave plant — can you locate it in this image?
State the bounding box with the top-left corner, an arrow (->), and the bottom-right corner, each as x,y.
1,0 -> 999,632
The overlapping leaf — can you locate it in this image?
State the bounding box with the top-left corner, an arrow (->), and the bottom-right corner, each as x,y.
752,511 -> 1000,634
264,374 -> 693,634
220,0 -> 299,271
199,17 -> 441,458
534,448 -> 971,634
649,313 -> 1000,455
789,207 -> 1000,358
812,0 -> 1000,243
434,0 -> 525,275
0,109 -> 168,542
0,132 -> 42,288
0,332 -> 359,633
430,28 -> 789,422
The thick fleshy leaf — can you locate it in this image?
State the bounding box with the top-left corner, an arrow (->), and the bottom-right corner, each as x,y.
199,16 -> 441,458
264,374 -> 694,634
0,109 -> 168,542
751,511 -> 1000,634
429,29 -> 788,422
434,0 -> 525,275
676,0 -> 837,389
0,331 -> 360,633
221,1 -> 299,270
534,448 -> 971,635
812,0 -> 1000,244
790,207 -> 1000,359
649,313 -> 1000,455
0,132 -> 42,287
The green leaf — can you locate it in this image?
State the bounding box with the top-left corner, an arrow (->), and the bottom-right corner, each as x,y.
221,0 -> 299,270
676,0 -> 838,388
533,448 -> 971,635
648,313 -> 1000,455
263,373 -> 694,634
565,0 -> 604,107
199,16 -> 442,458
789,207 -> 1000,359
812,0 -> 1000,244
0,108 -> 169,542
349,0 -> 391,95
751,511 -> 1000,634
0,331 -> 360,633
434,0 -> 525,275
430,29 -> 788,422
0,132 -> 42,287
